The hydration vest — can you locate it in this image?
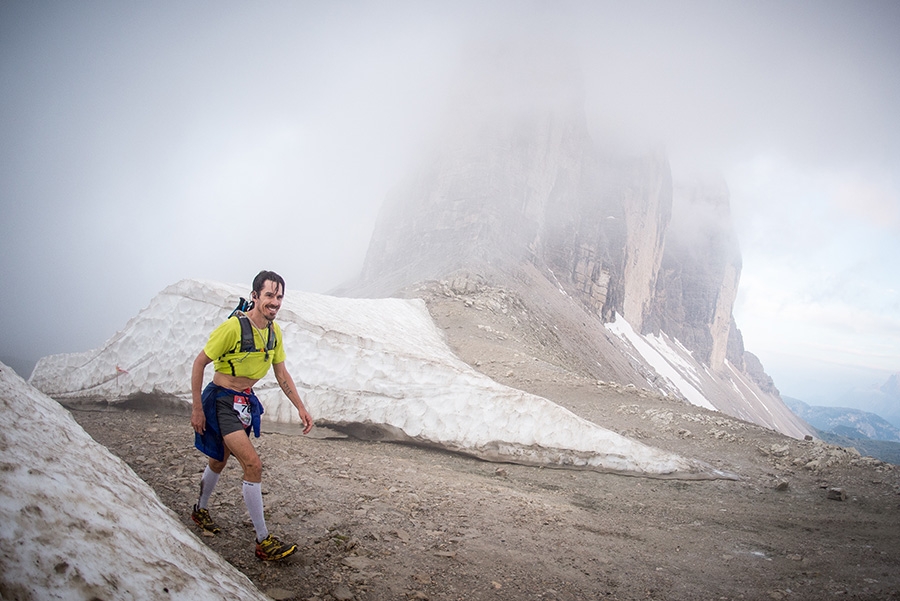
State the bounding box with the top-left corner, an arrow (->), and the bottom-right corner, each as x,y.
222,297 -> 276,376
234,313 -> 275,354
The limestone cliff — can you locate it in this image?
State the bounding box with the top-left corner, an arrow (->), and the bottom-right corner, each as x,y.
356,61 -> 672,333
644,178 -> 743,372
338,53 -> 810,439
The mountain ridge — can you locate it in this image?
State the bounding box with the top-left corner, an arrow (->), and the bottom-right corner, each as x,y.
784,396 -> 900,444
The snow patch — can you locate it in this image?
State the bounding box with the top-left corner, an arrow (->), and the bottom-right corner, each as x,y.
0,362 -> 268,601
605,316 -> 716,411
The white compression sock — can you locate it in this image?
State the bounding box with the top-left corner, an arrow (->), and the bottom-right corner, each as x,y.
242,481 -> 268,542
197,466 -> 220,509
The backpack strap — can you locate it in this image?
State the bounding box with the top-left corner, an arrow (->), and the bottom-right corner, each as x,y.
266,323 -> 275,351
236,314 -> 256,353
236,314 -> 275,353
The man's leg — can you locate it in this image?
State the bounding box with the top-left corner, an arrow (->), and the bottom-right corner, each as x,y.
197,453 -> 228,509
222,430 -> 296,560
222,430 -> 266,539
192,450 -> 229,534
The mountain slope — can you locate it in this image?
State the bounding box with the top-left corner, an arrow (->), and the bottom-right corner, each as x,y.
337,53 -> 809,440
835,373 -> 900,429
785,396 -> 900,442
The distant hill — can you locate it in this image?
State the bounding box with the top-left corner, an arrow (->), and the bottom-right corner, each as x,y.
784,396 -> 900,442
836,373 -> 900,429
784,396 -> 900,464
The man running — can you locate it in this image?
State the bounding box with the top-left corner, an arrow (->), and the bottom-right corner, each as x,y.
190,269 -> 313,561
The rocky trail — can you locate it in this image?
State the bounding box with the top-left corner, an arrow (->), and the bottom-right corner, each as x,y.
73,380 -> 900,601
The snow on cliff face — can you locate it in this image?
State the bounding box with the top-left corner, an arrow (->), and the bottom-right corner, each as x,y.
0,362 -> 268,601
606,316 -> 812,439
30,279 -> 728,479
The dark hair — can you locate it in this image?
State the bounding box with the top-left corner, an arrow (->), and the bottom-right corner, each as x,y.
252,270 -> 285,297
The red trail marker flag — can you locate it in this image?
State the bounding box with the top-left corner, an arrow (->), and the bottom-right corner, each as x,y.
115,365 -> 128,389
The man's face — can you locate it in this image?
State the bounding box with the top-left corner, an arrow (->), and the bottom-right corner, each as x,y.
255,280 -> 283,322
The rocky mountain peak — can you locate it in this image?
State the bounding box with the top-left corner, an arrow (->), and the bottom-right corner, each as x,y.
339,57 -> 809,439
880,372 -> 900,397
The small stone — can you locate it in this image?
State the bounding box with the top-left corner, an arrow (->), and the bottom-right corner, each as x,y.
827,487 -> 847,501
774,480 -> 790,491
332,584 -> 354,601
265,588 -> 296,600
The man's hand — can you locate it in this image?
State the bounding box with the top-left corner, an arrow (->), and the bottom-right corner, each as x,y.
191,406 -> 206,434
297,405 -> 314,435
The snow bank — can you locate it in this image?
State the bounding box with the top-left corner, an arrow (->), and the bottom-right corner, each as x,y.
30,279 -> 729,479
0,361 -> 268,601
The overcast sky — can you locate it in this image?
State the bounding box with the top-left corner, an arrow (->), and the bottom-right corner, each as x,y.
2,1 -> 898,407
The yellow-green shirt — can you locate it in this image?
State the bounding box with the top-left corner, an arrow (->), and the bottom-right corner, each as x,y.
204,315 -> 286,380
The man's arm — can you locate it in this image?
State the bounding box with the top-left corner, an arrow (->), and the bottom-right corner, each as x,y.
272,361 -> 313,434
191,351 -> 213,434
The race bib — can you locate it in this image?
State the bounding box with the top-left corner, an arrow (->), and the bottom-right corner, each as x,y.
233,395 -> 252,427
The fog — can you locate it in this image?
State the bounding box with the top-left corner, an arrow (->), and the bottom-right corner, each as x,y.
1,1 -> 898,407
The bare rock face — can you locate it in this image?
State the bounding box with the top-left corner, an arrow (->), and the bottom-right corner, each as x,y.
356,49 -> 672,333
340,48 -> 808,438
643,178 -> 742,370
355,71 -> 724,373
550,149 -> 672,330
744,351 -> 780,397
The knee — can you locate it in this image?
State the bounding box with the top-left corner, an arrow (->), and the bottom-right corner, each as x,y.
208,459 -> 227,473
243,456 -> 263,482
